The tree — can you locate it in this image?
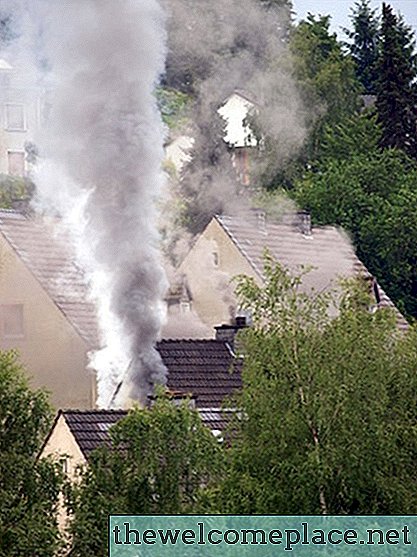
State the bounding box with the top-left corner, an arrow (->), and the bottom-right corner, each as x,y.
345,0 -> 380,94
375,3 -> 417,158
292,112 -> 417,319
287,14 -> 361,173
0,174 -> 34,209
220,256 -> 417,514
0,350 -> 62,556
66,391 -> 222,557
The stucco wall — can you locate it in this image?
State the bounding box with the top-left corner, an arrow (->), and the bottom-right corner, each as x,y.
179,218 -> 259,328
0,237 -> 95,410
40,415 -> 86,533
41,414 -> 86,478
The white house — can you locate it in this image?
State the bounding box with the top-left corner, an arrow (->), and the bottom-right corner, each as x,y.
217,90 -> 258,185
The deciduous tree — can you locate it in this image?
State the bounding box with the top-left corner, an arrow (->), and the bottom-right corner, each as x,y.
221,256 -> 417,514
0,350 -> 62,556
66,391 -> 222,557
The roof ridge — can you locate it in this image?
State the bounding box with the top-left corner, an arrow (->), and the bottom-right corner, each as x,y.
158,338 -> 222,343
62,408 -> 128,414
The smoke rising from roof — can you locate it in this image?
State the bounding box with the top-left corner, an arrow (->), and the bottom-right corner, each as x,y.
5,0 -> 169,407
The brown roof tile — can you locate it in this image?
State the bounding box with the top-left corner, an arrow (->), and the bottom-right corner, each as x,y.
58,339 -> 241,457
160,339 -> 242,408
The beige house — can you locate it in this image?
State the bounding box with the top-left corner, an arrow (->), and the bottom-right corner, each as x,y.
177,211 -> 408,331
0,209 -> 97,409
0,59 -> 44,177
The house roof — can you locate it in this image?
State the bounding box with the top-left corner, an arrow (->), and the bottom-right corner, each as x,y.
60,409 -> 127,459
0,209 -> 99,347
161,339 -> 242,408
40,337 -> 241,458
215,213 -> 408,330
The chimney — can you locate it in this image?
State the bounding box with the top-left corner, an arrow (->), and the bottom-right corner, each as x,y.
296,210 -> 312,236
215,316 -> 248,349
250,207 -> 266,232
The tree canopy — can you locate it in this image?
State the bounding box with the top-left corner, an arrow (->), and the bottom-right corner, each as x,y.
293,112 -> 417,318
220,256 -> 417,514
0,351 -> 62,556
66,391 -> 222,557
375,2 -> 417,158
345,0 -> 380,94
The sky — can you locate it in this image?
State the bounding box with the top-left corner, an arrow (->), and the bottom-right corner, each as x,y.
292,0 -> 417,38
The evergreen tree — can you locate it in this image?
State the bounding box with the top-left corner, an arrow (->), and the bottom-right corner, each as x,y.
345,0 -> 380,94
376,3 -> 417,158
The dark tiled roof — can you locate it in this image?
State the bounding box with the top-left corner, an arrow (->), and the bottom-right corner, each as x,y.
63,409 -> 127,459
216,214 -> 408,330
58,339 -> 241,458
160,339 -> 242,408
0,210 -> 99,347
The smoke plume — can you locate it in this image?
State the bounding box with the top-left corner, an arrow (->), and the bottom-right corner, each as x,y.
6,0 -> 169,407
164,0 -> 306,236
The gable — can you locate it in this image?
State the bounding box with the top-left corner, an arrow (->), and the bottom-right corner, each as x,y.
40,413 -> 86,477
0,210 -> 99,348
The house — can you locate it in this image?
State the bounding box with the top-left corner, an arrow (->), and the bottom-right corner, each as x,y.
218,90 -> 259,186
0,209 -> 98,409
40,334 -> 243,470
177,211 -> 408,331
165,134 -> 194,176
0,59 -> 44,177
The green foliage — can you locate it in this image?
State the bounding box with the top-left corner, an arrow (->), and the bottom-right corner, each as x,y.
66,391 -> 222,557
345,0 -> 380,94
290,14 -> 361,161
156,87 -> 191,130
293,111 -> 417,318
0,174 -> 34,209
0,350 -> 62,556
375,3 -> 417,158
221,256 -> 417,514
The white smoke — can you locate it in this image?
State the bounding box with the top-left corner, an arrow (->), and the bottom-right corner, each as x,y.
6,0 -> 169,407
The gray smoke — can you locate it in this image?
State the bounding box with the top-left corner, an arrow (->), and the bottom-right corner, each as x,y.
8,0 -> 169,407
164,0 -> 306,235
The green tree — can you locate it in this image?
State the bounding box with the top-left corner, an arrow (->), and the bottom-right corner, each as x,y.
221,256 -> 417,514
0,350 -> 62,556
375,2 -> 417,158
0,174 -> 34,209
345,0 -> 380,94
289,14 -> 361,164
293,112 -> 417,318
66,391 -> 222,557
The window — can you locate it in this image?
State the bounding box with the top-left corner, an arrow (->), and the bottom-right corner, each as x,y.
7,151 -> 25,176
212,251 -> 219,267
180,301 -> 191,313
62,457 -> 69,475
4,103 -> 25,131
0,304 -> 24,339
